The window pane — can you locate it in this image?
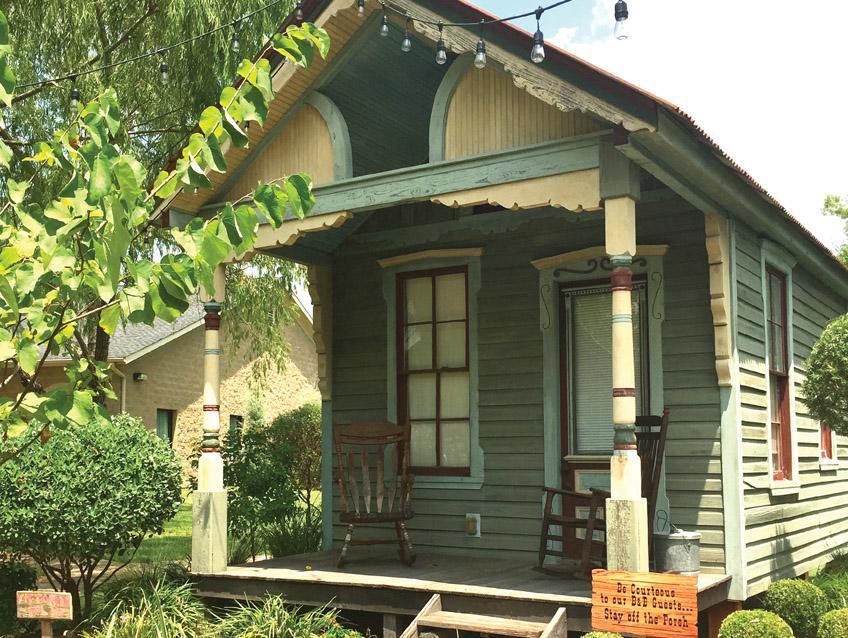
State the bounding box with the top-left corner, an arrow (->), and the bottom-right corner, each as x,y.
411,421 -> 437,467
436,322 -> 466,368
405,325 -> 433,370
440,371 -> 470,419
769,323 -> 786,373
770,375 -> 783,424
436,273 -> 466,321
408,374 -> 436,420
441,421 -> 470,467
768,272 -> 784,325
405,277 -> 432,323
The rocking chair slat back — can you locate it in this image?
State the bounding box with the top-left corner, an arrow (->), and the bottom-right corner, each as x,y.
636,407 -> 670,526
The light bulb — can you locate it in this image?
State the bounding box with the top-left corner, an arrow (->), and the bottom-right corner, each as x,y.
531,30 -> 545,63
614,0 -> 629,40
295,3 -> 304,20
232,32 -> 240,53
401,30 -> 412,52
357,0 -> 365,16
86,45 -> 98,61
160,61 -> 170,84
474,39 -> 486,69
70,87 -> 80,108
435,38 -> 447,65
380,14 -> 390,37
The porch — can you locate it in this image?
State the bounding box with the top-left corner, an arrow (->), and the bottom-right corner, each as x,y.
195,546 -> 732,634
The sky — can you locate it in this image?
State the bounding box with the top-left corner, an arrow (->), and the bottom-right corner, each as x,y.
472,0 -> 848,251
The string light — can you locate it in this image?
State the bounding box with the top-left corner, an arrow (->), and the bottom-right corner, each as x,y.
357,0 -> 366,17
614,0 -> 629,40
86,45 -> 98,62
232,20 -> 241,53
435,23 -> 447,65
159,54 -> 170,84
401,18 -> 412,52
295,2 -> 304,21
380,11 -> 390,37
70,82 -> 80,109
473,21 -> 487,69
531,7 -> 545,64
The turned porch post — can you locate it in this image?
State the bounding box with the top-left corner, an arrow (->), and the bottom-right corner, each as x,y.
601,140 -> 649,572
192,264 -> 228,573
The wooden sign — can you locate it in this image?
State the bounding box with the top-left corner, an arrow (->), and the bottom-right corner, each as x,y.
591,570 -> 698,638
16,591 -> 73,621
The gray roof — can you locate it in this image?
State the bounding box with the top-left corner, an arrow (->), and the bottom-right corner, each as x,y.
47,300 -> 205,363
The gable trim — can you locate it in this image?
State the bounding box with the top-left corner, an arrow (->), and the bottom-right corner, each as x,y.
123,319 -> 205,364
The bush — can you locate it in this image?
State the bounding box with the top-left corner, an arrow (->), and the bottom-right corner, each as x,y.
0,414 -> 182,620
762,579 -> 829,638
216,596 -> 362,638
813,571 -> 848,610
718,610 -> 793,638
0,559 -> 37,636
270,402 -> 322,524
266,507 -> 323,558
801,314 -> 848,436
819,608 -> 848,638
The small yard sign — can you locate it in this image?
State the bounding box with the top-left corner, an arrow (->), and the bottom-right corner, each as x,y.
591,570 -> 698,638
17,591 -> 73,638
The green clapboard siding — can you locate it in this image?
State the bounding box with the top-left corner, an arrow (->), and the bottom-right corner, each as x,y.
734,221 -> 848,596
328,196 -> 724,565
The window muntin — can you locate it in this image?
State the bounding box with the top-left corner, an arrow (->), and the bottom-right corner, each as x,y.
766,267 -> 792,481
563,283 -> 649,455
398,268 -> 470,474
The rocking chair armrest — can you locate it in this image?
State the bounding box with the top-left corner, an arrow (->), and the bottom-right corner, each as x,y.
588,487 -> 611,499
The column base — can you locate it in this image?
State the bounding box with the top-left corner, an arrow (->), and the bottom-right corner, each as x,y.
192,490 -> 227,574
605,496 -> 649,572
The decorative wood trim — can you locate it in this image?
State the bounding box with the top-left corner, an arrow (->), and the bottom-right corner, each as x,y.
704,212 -> 734,387
377,248 -> 483,269
235,211 -> 353,262
531,244 -> 669,271
306,92 -> 353,181
429,53 -> 475,163
431,170 -> 601,212
307,264 -> 333,399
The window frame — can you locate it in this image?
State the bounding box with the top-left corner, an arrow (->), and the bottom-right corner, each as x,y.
381,249 -> 484,490
760,240 -> 799,494
396,266 -> 471,476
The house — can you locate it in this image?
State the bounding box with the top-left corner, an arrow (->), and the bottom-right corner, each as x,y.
2,299 -> 319,468
172,0 -> 848,634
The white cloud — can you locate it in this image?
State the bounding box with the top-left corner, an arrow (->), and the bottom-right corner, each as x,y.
548,0 -> 848,250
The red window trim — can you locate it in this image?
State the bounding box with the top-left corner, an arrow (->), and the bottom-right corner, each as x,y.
766,267 -> 793,481
821,424 -> 835,461
397,266 -> 471,476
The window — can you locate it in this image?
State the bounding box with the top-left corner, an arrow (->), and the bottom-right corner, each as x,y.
156,409 -> 175,445
229,414 -> 243,437
397,267 -> 470,475
562,283 -> 649,455
821,424 -> 836,462
766,268 -> 792,481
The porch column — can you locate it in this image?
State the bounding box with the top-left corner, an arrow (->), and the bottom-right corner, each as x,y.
605,195 -> 649,572
192,264 -> 228,574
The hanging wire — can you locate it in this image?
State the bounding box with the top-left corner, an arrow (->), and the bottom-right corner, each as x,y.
17,0 -> 289,91
378,0 -> 575,29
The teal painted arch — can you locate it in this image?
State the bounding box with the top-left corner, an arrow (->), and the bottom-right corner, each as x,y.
305,91 -> 353,181
428,53 -> 475,163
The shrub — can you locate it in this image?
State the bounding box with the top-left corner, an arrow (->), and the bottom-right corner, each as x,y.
718,610 -> 793,638
762,579 -> 829,638
216,596 -> 362,638
0,414 -> 182,620
812,571 -> 848,610
801,314 -> 848,436
266,506 -> 323,558
270,402 -> 322,529
819,608 -> 848,638
0,559 -> 37,636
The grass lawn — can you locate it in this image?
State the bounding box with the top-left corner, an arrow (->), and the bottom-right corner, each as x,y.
132,499 -> 193,564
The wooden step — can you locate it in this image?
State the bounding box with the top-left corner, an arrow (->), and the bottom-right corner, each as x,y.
419,611 -> 549,638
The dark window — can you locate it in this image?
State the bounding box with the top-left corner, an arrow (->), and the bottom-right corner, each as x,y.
766,268 -> 792,480
156,409 -> 175,445
397,267 -> 470,475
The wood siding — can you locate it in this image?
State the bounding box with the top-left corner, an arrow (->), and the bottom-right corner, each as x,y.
735,222 -> 848,595
444,65 -> 603,161
222,104 -> 335,202
329,195 -> 725,566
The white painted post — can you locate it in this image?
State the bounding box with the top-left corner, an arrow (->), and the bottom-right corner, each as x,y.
192,265 -> 228,573
604,196 -> 649,572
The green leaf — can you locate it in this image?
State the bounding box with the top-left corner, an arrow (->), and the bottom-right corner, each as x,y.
0,10 -> 11,54
0,56 -> 15,107
152,170 -> 179,200
88,153 -> 112,202
113,159 -> 141,206
300,22 -> 331,58
0,340 -> 14,360
0,138 -> 11,169
7,179 -> 27,204
222,110 -> 249,148
199,106 -> 222,135
238,85 -> 269,127
17,338 -> 38,375
286,172 -> 314,218
98,303 -> 121,336
199,224 -> 232,269
204,133 -> 228,173
234,205 -> 258,254
253,183 -> 287,226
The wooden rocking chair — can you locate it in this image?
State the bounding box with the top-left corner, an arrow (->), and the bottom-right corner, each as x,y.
538,408 -> 670,576
334,421 -> 416,568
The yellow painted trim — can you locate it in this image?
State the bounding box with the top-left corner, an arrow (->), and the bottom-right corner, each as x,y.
307,265 -> 333,400
604,196 -> 637,257
531,244 -> 669,271
431,170 -> 601,212
227,212 -> 353,263
704,212 -> 734,387
377,248 -> 484,269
